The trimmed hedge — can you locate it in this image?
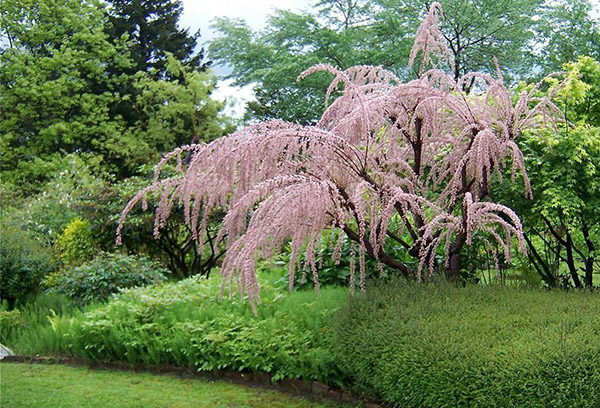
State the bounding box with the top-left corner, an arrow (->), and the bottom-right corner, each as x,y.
331,280 -> 600,407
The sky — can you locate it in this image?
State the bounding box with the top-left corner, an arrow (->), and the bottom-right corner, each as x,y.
179,0 -> 314,117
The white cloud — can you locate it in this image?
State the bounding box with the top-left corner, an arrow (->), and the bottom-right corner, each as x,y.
211,78 -> 255,119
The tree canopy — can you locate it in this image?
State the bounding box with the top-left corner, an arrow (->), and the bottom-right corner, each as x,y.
0,0 -> 228,197
493,57 -> 600,288
105,0 -> 205,75
0,0 -> 134,193
208,0 -> 599,123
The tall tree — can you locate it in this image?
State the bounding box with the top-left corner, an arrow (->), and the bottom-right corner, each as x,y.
493,57 -> 600,288
120,4 -> 559,309
209,0 -> 552,124
0,0 -> 135,194
403,0 -> 543,86
535,0 -> 600,74
209,5 -> 383,124
0,0 -> 229,197
105,0 -> 204,75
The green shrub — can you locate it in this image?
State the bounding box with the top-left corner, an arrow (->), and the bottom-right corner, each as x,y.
273,231 -> 400,290
0,292 -> 80,356
0,309 -> 23,343
57,218 -> 96,267
0,219 -> 56,306
45,253 -> 169,307
332,279 -> 600,407
67,272 -> 348,384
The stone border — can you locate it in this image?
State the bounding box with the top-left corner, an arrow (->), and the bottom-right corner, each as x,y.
3,355 -> 383,408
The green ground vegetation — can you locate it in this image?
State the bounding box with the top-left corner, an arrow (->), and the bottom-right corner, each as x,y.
0,363 -> 340,408
333,279 -> 600,407
3,272 -> 600,407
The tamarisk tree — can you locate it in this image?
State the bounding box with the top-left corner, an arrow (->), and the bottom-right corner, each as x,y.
117,4 -> 558,309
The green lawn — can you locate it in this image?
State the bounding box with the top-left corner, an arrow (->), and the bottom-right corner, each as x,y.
0,363 -> 341,408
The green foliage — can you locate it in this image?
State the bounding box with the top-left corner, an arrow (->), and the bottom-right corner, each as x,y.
132,54 -> 235,149
271,231 -> 389,290
57,218 -> 97,267
208,2 -> 408,124
535,0 -> 600,73
0,308 -> 22,343
0,218 -> 56,306
332,279 -> 600,407
208,0 -> 576,123
0,0 -> 136,193
106,0 -> 204,75
66,273 -> 348,384
3,153 -> 224,279
494,57 -> 600,288
0,0 -> 233,198
4,154 -> 109,241
45,253 -> 169,307
0,292 -> 79,356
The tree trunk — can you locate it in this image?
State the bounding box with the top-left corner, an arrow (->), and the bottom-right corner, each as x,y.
565,231 -> 583,289
524,232 -> 556,287
448,251 -> 461,282
582,221 -> 595,288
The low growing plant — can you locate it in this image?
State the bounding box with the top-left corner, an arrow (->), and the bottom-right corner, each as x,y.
0,218 -> 57,306
0,292 -> 80,356
67,272 -> 348,385
332,279 -> 600,407
45,252 -> 169,307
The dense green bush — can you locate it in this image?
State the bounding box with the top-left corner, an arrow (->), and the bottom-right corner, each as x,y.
0,219 -> 57,306
45,253 -> 169,307
57,218 -> 96,266
274,231 -> 407,290
332,280 -> 600,407
67,272 -> 348,384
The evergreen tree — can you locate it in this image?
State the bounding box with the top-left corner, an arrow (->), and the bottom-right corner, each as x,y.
106,0 -> 205,75
0,0 -> 135,194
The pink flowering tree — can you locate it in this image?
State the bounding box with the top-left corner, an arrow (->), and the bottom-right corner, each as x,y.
117,3 -> 558,310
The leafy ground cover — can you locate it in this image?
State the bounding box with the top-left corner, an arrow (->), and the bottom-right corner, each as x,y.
66,272 -> 348,384
333,279 -> 600,407
1,363 -> 340,408
2,271 -> 350,385
3,270 -> 600,407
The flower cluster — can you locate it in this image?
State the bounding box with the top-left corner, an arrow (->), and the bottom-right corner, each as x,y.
118,3 -> 560,308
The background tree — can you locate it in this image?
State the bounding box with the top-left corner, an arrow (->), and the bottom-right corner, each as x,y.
0,0 -> 230,198
403,0 -> 543,86
493,57 -> 600,288
0,0 -> 233,282
209,0 -> 556,123
209,5 -> 379,124
535,0 -> 600,74
132,55 -> 235,148
105,0 -> 204,75
0,0 -> 136,195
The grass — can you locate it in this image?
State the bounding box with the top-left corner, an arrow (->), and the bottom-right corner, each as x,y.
0,363 -> 341,408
